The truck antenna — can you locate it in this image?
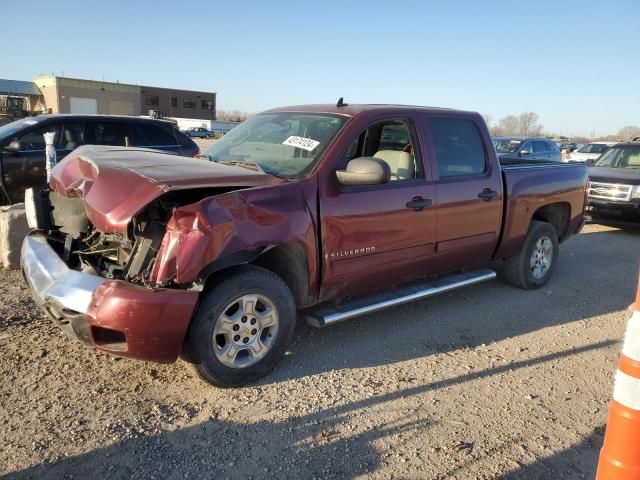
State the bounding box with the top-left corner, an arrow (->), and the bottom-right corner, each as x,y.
336,97 -> 348,107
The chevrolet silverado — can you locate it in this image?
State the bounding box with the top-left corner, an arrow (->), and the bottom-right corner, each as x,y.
21,103 -> 588,387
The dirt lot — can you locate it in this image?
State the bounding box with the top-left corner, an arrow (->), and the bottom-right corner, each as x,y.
193,137 -> 216,153
1,223 -> 638,479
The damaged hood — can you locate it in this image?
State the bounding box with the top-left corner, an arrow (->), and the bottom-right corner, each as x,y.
50,145 -> 284,232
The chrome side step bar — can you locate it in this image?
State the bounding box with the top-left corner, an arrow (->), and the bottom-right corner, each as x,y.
305,269 -> 496,328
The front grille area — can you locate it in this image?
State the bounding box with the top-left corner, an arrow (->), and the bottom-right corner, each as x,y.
588,181 -> 632,201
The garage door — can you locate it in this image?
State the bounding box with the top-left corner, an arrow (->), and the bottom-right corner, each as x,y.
69,97 -> 98,114
108,100 -> 133,115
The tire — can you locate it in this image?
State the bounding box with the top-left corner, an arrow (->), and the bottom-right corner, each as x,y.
205,134 -> 211,139
499,220 -> 559,290
183,265 -> 296,387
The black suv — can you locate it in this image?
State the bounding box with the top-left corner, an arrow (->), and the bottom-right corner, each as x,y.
587,141 -> 640,223
0,114 -> 199,204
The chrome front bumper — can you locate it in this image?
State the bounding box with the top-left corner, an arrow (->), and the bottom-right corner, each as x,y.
21,234 -> 106,315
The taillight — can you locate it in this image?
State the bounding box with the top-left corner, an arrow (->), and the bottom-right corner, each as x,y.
192,148 -> 201,158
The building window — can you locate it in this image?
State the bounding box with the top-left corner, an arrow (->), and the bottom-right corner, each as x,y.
183,99 -> 196,109
171,97 -> 177,108
144,95 -> 159,106
201,100 -> 213,110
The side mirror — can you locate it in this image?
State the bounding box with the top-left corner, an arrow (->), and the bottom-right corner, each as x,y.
3,140 -> 22,152
519,149 -> 531,156
585,159 -> 595,166
335,157 -> 391,186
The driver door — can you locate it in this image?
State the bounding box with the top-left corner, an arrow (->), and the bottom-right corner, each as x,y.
318,116 -> 437,302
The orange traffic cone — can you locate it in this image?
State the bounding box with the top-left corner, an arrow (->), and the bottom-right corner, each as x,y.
596,275 -> 640,480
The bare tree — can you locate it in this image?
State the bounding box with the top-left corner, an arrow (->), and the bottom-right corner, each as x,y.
216,110 -> 253,122
618,126 -> 640,140
498,115 -> 519,136
489,112 -> 544,136
517,112 -> 543,137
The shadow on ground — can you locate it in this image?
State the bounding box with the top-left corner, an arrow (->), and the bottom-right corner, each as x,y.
7,340 -> 615,479
265,227 -> 638,384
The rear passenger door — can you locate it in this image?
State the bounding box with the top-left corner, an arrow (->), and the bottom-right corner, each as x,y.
425,116 -> 503,274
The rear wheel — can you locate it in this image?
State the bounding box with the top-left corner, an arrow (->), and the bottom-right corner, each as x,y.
183,266 -> 296,387
499,220 -> 559,289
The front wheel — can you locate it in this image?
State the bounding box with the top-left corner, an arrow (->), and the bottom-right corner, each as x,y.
183,266 -> 296,387
499,220 -> 559,290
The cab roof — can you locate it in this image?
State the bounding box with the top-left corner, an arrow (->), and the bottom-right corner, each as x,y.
265,103 -> 476,118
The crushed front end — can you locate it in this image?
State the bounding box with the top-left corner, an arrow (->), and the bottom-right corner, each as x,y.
21,145 -> 289,363
22,189 -> 199,363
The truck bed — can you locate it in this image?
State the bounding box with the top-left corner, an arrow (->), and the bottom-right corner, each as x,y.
496,161 -> 588,260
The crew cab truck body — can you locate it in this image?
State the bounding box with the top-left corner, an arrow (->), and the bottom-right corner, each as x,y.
21,104 -> 588,386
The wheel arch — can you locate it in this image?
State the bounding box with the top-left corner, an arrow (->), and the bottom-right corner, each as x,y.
531,202 -> 571,241
199,242 -> 311,309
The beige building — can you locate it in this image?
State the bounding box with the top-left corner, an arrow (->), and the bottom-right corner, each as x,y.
35,76 -> 141,116
33,76 -> 216,120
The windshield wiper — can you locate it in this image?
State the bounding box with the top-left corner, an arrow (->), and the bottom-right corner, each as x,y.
217,160 -> 265,173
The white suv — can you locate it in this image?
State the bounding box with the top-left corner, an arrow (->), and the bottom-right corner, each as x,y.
566,141 -> 617,162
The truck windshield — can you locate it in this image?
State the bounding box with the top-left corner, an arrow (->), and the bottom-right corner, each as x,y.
202,113 -> 347,178
594,146 -> 640,169
494,138 -> 522,153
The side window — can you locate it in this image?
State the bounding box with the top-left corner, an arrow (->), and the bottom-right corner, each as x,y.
57,122 -> 85,150
430,118 -> 486,177
136,123 -> 178,146
342,120 -> 422,182
520,141 -> 533,154
546,141 -> 558,152
533,141 -> 547,153
89,122 -> 127,146
17,124 -> 61,151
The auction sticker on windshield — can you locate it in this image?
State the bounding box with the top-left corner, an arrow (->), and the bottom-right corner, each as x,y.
282,136 -> 320,152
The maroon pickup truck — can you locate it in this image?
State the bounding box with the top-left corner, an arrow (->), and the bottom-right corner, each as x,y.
21,103 -> 588,387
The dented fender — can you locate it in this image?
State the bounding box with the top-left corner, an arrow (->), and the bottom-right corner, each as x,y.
150,180 -> 320,296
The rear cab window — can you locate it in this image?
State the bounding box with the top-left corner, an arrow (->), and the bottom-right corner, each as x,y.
429,117 -> 486,178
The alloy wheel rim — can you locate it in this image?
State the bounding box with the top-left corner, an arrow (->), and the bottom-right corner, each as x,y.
212,294 -> 279,369
530,236 -> 554,280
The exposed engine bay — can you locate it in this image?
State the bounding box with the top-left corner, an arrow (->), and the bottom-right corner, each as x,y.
40,188 -> 233,288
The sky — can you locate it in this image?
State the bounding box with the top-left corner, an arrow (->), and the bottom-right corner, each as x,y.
2,0 -> 639,137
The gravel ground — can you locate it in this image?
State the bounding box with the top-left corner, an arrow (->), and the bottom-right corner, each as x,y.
193,137 -> 216,153
1,223 -> 638,479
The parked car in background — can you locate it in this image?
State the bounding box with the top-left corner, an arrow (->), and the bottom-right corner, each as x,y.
559,142 -> 579,152
493,136 -> 561,162
587,141 -> 640,222
0,114 -> 199,204
182,127 -> 214,138
565,141 -> 616,163
22,103 -> 587,387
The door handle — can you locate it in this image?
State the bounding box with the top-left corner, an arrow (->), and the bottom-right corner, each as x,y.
406,197 -> 433,211
478,189 -> 498,201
